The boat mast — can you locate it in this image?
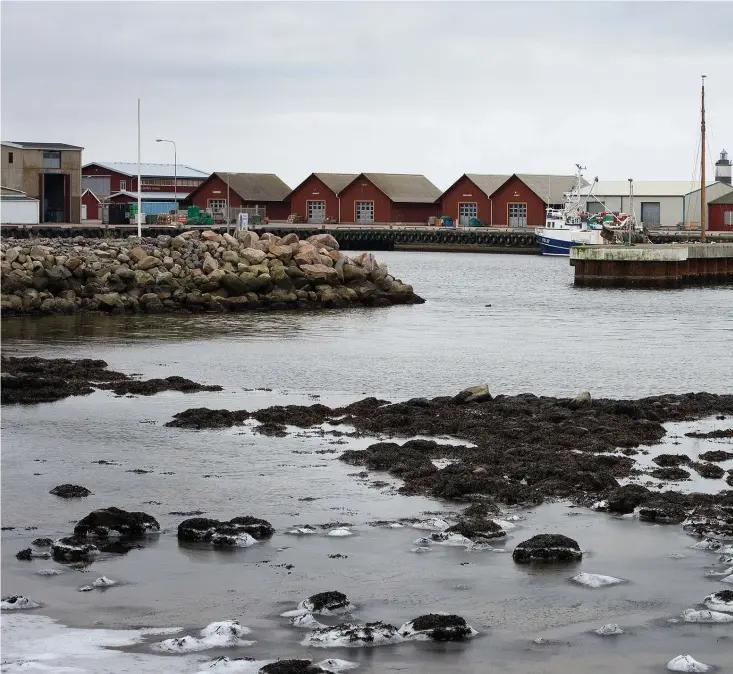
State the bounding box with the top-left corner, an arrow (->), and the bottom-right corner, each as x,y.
701,75 -> 707,243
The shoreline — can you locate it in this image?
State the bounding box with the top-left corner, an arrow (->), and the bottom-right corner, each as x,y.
0,231 -> 423,316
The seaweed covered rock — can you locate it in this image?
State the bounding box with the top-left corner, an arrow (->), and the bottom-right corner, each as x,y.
649,466 -> 691,481
639,502 -> 687,525
606,484 -> 651,514
177,516 -> 274,547
699,450 -> 733,462
51,536 -> 99,563
301,621 -> 402,648
259,661 -> 325,674
299,592 -> 354,615
443,518 -> 506,541
1,595 -> 40,610
690,462 -> 725,480
98,376 -> 222,396
50,484 -> 91,498
652,454 -> 691,468
512,534 -> 582,564
683,505 -> 733,539
398,613 -> 477,641
703,589 -> 733,613
74,507 -> 159,539
165,407 -> 250,429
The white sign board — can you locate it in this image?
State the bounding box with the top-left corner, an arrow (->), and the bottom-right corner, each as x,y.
238,213 -> 249,231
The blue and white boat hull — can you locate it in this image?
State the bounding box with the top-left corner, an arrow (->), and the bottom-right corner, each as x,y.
536,235 -> 579,256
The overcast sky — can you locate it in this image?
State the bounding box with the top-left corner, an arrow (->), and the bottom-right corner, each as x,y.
2,1 -> 731,189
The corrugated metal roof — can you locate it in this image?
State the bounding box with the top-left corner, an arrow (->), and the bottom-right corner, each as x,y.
314,173 -> 360,194
4,141 -> 83,150
83,162 -> 209,179
361,173 -> 442,203
465,173 -> 587,203
214,172 -> 291,202
581,181 -> 719,197
710,189 -> 733,205
109,191 -> 190,201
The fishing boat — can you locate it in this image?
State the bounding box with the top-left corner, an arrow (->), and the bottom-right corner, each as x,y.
535,166 -> 639,256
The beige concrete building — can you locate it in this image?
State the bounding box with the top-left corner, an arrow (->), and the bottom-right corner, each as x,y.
1,142 -> 84,223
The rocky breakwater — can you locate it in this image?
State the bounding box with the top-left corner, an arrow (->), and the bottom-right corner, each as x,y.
0,231 -> 423,315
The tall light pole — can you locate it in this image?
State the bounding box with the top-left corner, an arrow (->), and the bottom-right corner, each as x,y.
156,138 -> 177,218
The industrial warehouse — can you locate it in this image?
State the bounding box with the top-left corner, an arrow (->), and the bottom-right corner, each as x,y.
2,141 -> 733,231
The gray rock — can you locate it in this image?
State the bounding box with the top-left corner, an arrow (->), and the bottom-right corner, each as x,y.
569,392 -> 592,410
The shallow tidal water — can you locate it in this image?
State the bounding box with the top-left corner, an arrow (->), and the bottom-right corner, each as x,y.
2,252 -> 733,673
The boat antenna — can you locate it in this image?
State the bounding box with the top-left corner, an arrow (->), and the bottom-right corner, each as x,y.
701,75 -> 707,243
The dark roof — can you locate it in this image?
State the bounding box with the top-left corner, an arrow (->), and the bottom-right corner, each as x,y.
314,173 -> 360,194
211,172 -> 291,202
83,162 -> 208,179
347,173 -> 442,203
5,141 -> 83,151
462,173 -> 588,203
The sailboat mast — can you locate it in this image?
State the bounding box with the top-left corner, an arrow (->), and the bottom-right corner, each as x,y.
701,75 -> 707,243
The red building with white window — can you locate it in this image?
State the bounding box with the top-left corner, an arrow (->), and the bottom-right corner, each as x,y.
337,173 -> 441,224
440,173 -> 583,227
288,173 -> 358,223
82,162 -> 209,200
185,172 -> 292,221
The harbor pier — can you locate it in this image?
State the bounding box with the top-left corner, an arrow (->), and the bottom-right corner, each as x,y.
570,243 -> 733,288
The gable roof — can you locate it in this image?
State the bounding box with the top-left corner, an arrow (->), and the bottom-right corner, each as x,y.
710,189 -> 733,205
463,173 -> 587,204
83,162 -> 209,179
1,185 -> 27,196
4,141 -> 83,151
81,188 -> 101,202
347,173 -> 442,203
314,173 -> 360,194
205,172 -> 292,202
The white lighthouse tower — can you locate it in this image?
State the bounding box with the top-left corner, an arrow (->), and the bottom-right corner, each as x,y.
715,149 -> 732,186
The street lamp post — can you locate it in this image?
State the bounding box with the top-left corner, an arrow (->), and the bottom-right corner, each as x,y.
156,138 -> 177,219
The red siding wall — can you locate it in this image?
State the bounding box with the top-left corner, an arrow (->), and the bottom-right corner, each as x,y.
490,175 -> 547,227
81,191 -> 99,220
339,177 -> 392,224
289,175 -> 340,222
82,165 -> 138,193
391,202 -> 440,223
440,175 -> 492,224
187,174 -> 290,220
709,204 -> 733,231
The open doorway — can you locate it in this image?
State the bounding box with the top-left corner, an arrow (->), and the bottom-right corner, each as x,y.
41,173 -> 68,222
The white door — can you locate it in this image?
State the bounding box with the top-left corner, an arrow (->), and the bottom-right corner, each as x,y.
81,204 -> 88,220
307,200 -> 326,224
508,203 -> 527,227
458,202 -> 477,226
355,201 -> 374,224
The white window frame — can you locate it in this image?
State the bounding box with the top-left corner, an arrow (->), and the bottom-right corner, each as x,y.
307,200 -> 326,223
724,211 -> 733,227
208,199 -> 227,213
119,180 -> 127,191
355,200 -> 374,224
43,151 -> 61,169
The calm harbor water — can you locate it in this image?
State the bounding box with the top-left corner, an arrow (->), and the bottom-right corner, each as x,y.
2,252 -> 733,673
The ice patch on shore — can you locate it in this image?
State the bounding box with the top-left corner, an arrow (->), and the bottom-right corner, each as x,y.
571,573 -> 625,588
285,525 -> 317,535
682,608 -> 733,623
666,655 -> 710,672
92,576 -> 116,587
290,613 -> 326,629
594,624 -> 624,635
2,614 -> 186,673
301,621 -> 403,648
326,528 -> 353,537
152,620 -> 253,652
36,568 -> 64,576
1,595 -> 40,610
412,518 -> 450,531
703,590 -> 733,612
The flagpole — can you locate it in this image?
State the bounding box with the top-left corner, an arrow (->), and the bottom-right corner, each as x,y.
137,98 -> 142,238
